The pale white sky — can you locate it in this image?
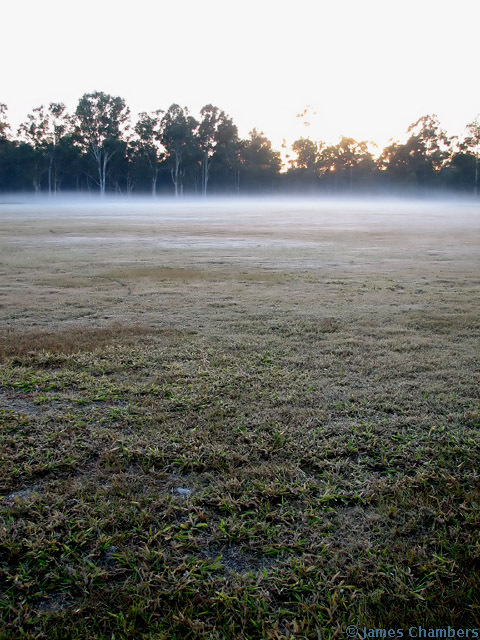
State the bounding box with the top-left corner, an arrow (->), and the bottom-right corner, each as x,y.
2,0 -> 479,153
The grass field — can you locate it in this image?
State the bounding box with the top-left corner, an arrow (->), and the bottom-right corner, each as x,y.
0,198 -> 479,639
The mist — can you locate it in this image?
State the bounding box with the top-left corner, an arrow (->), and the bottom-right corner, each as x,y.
0,193 -> 477,234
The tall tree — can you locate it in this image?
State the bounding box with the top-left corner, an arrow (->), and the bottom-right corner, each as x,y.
18,106 -> 48,193
160,105 -> 198,197
75,92 -> 130,196
209,113 -> 241,193
465,116 -> 480,195
239,129 -> 281,192
407,115 -> 451,169
290,137 -> 319,171
197,104 -> 230,196
377,141 -> 412,185
134,111 -> 164,196
317,137 -> 376,190
18,103 -> 71,195
378,115 -> 451,189
286,138 -> 323,191
406,114 -> 451,185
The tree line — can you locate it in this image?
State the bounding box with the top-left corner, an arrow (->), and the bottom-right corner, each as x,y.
0,93 -> 478,196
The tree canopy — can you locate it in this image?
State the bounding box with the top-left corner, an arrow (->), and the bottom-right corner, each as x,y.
0,94 -> 478,196
75,92 -> 130,196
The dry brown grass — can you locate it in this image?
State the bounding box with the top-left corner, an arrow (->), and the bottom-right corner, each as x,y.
0,324 -> 158,359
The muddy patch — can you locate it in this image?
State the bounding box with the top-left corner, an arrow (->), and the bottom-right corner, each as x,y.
203,543 -> 276,575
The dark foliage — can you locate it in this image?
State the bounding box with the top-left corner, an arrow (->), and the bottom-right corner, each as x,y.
0,97 -> 478,195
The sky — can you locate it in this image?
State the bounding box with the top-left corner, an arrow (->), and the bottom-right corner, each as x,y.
2,0 -> 479,155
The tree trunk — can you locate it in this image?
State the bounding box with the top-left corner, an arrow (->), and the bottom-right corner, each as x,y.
171,151 -> 181,197
91,146 -> 103,196
202,151 -> 210,196
475,154 -> 478,197
102,152 -> 108,196
91,144 -> 112,196
53,161 -> 59,195
171,167 -> 178,197
47,159 -> 52,197
146,152 -> 158,197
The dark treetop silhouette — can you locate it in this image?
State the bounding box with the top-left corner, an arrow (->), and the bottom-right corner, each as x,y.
1,94 -> 479,196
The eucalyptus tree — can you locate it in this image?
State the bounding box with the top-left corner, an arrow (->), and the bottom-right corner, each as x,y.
407,115 -> 451,165
107,135 -> 137,195
75,92 -> 130,196
18,103 -> 71,194
198,105 -> 239,196
285,138 -> 323,190
377,141 -> 410,186
290,137 -> 319,171
160,104 -> 198,197
196,105 -> 242,194
405,114 -> 451,185
209,113 -> 241,193
378,115 -> 452,189
239,129 -> 281,192
134,111 -> 164,196
316,137 -> 375,190
18,106 -> 49,193
465,116 -> 480,195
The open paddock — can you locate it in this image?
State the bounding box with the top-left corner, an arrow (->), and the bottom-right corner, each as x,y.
0,198 -> 479,638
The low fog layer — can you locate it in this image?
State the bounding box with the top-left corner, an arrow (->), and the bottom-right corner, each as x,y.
0,195 -> 478,233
